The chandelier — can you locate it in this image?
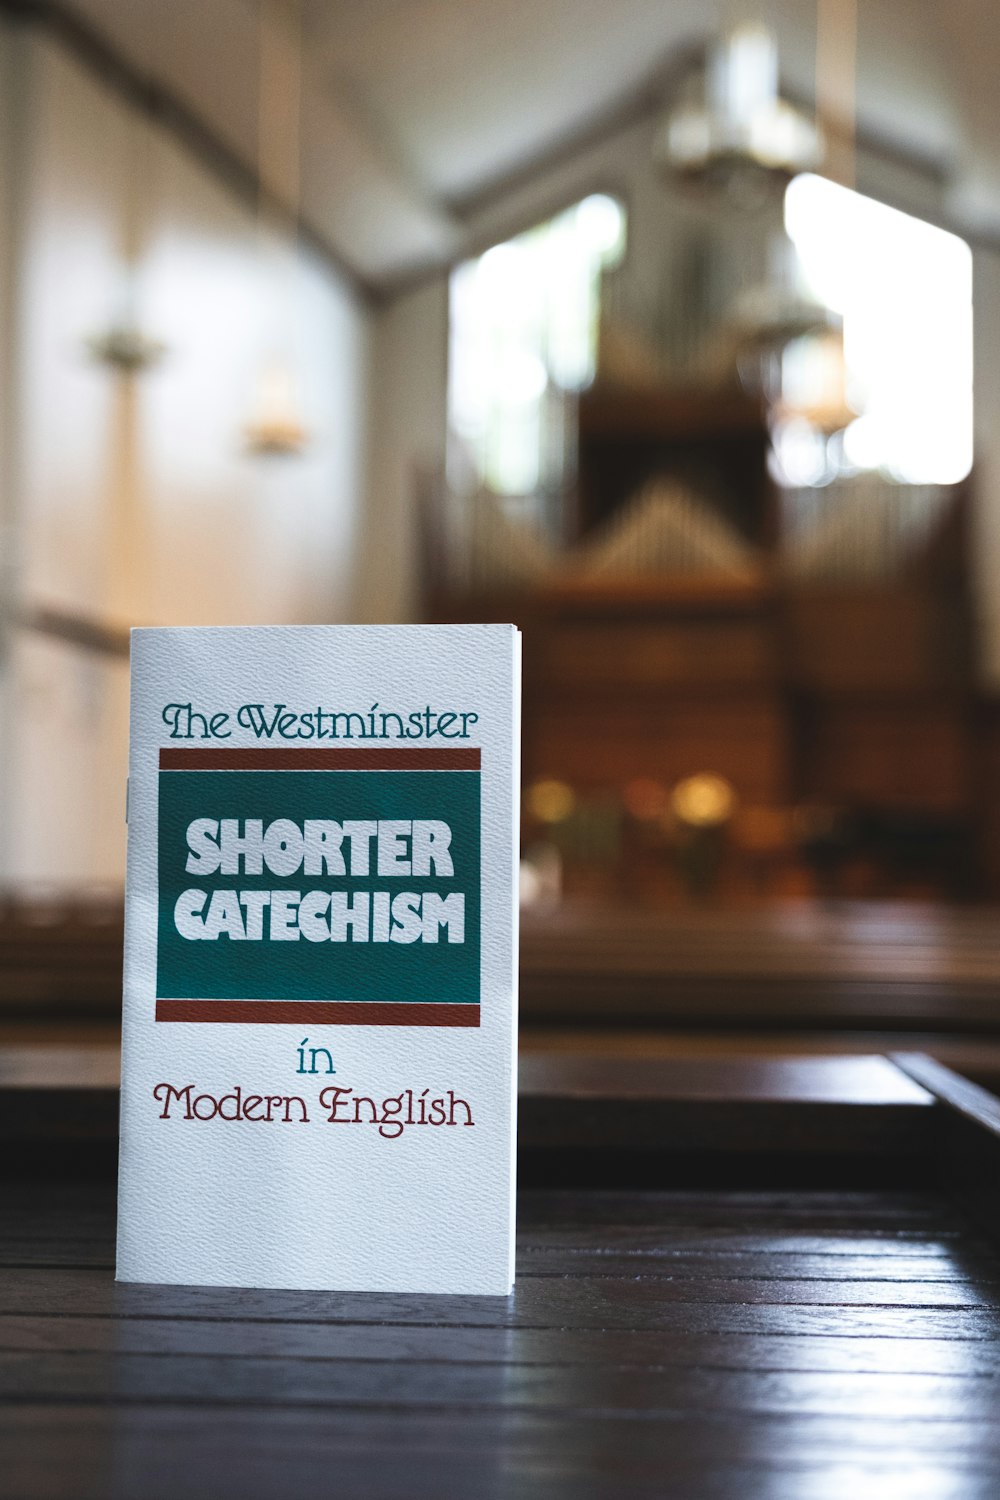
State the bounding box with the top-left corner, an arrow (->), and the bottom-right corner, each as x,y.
657,22 -> 823,196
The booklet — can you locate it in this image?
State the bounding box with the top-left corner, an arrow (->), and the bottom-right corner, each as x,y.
117,625 -> 520,1294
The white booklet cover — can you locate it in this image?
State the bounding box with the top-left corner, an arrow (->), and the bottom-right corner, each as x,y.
117,625 -> 520,1294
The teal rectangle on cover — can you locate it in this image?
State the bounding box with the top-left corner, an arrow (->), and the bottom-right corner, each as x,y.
156,769 -> 481,1007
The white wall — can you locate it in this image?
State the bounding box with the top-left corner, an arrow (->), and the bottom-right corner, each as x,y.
0,20 -> 25,885
356,280 -> 448,623
0,24 -> 371,888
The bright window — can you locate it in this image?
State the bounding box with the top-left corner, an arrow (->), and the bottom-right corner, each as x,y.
448,194 -> 626,497
784,174 -> 973,485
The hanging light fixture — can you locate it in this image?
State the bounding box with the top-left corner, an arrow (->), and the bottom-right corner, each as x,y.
657,21 -> 823,197
244,0 -> 309,458
767,0 -> 861,480
87,319 -> 165,375
87,253 -> 164,373
86,6 -> 166,378
728,232 -> 836,356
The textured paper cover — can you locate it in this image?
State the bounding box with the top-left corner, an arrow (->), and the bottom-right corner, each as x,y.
116,625 -> 519,1294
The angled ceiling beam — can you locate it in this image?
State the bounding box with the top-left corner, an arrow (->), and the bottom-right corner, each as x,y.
0,0 -> 461,295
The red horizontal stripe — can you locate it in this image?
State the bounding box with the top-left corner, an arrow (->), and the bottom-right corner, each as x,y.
159,747 -> 480,771
155,1000 -> 480,1027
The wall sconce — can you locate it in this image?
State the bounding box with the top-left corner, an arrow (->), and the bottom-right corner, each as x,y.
87,324 -> 165,374
244,361 -> 309,457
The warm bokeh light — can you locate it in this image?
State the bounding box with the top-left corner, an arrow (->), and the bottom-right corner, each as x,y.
526,778 -> 577,824
670,773 -> 737,829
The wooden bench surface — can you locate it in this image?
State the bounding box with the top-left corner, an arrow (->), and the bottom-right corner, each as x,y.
0,1049 -> 937,1171
2,1183 -> 1000,1497
4,1052 -> 1000,1496
520,903 -> 1000,1029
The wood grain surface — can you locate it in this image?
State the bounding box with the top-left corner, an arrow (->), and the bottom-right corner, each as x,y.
3,1179 -> 1000,1498
5,1053 -> 1000,1496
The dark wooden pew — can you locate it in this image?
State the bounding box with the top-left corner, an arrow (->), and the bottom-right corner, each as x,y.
9,897 -> 1000,1044
520,902 -> 1000,1033
4,1049 -> 1000,1496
